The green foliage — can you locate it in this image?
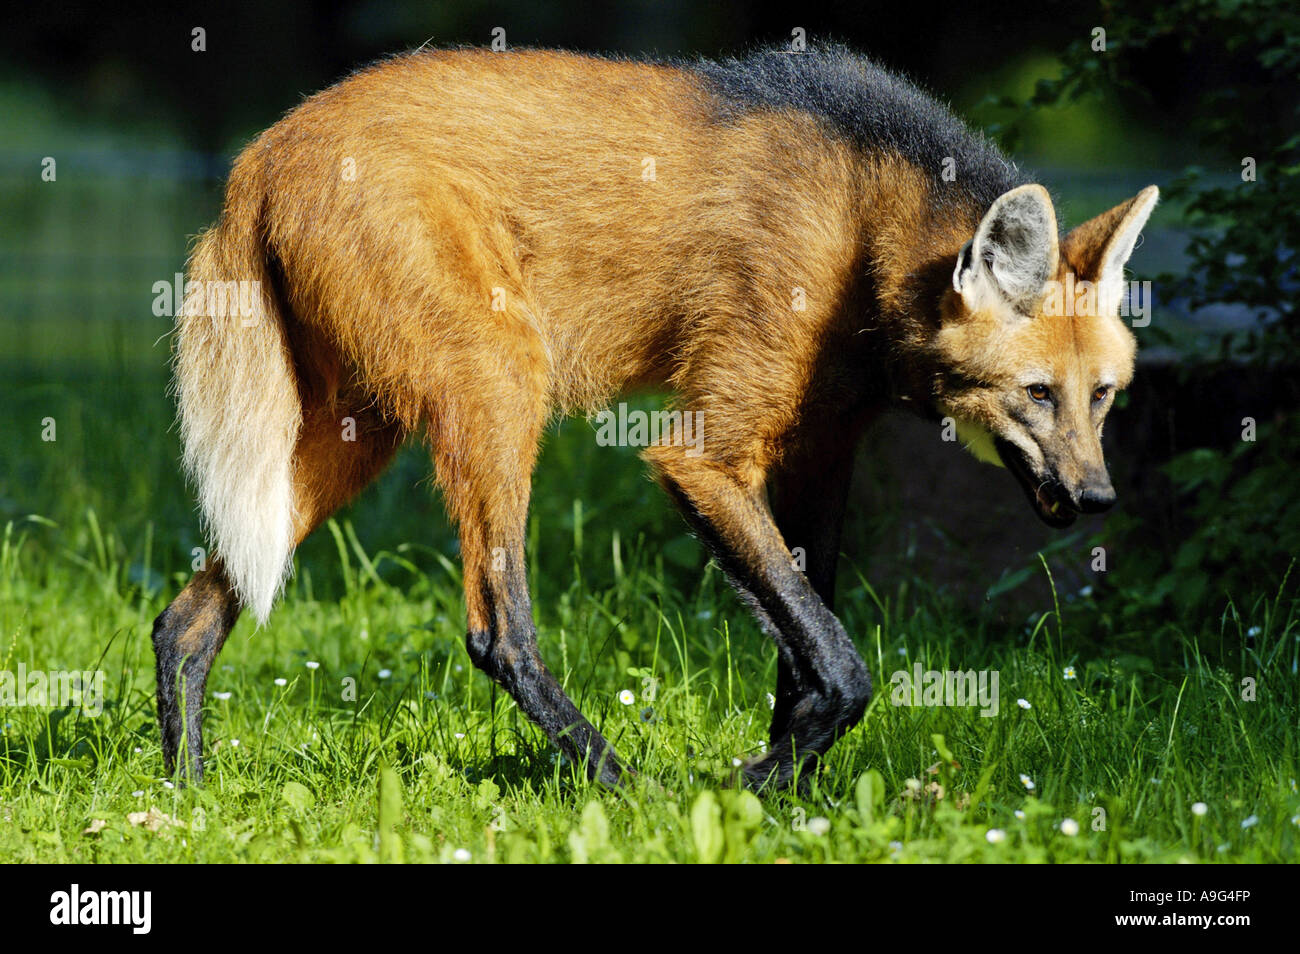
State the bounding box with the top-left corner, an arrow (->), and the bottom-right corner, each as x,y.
1105,416 -> 1300,620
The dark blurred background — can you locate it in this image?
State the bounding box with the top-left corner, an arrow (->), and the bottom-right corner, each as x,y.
2,0 -> 1296,648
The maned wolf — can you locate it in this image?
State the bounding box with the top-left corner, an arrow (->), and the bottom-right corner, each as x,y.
152,45 -> 1157,789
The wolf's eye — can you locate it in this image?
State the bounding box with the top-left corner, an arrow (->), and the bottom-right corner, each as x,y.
1027,384 -> 1052,404
1092,385 -> 1110,403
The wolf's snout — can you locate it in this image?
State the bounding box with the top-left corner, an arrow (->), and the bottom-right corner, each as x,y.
1075,478 -> 1117,514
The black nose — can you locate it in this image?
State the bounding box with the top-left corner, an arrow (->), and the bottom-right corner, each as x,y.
1077,483 -> 1117,513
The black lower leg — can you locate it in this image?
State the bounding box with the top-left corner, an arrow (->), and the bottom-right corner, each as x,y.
151,566 -> 240,782
465,548 -> 626,786
654,459 -> 869,790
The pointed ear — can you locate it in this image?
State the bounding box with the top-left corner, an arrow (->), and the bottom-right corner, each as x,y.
1061,185 -> 1159,289
952,184 -> 1059,316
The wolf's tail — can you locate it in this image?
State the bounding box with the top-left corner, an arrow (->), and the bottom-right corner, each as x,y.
173,171 -> 301,624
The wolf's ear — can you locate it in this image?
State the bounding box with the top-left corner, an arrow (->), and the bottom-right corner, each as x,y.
1061,185 -> 1159,295
953,184 -> 1059,316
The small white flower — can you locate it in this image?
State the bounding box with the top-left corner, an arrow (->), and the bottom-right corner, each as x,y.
305,660 -> 320,670
132,790 -> 144,798
897,647 -> 907,656
696,609 -> 713,620
807,816 -> 831,836
1246,626 -> 1262,637
213,691 -> 232,701
732,757 -> 742,767
378,669 -> 392,680
888,840 -> 903,858
133,747 -> 142,754
1060,818 -> 1079,837
1063,666 -> 1077,681
618,689 -> 635,705
767,692 -> 776,710
1241,814 -> 1258,829
1019,773 -> 1035,791
1078,586 -> 1093,598
1290,814 -> 1299,827
986,828 -> 1006,844
1191,802 -> 1208,817
454,732 -> 465,739
1014,810 -> 1026,820
1017,698 -> 1032,710
454,664 -> 463,673
162,780 -> 174,790
230,739 -> 240,748
453,848 -> 471,862
274,678 -> 287,687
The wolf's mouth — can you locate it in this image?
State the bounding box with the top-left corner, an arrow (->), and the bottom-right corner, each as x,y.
994,439 -> 1078,529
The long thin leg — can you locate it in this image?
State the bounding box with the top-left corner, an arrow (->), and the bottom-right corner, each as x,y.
646,444 -> 871,789
766,439 -> 856,745
433,382 -> 627,785
152,404 -> 402,781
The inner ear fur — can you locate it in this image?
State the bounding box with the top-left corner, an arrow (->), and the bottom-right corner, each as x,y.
1061,185 -> 1160,285
954,184 -> 1060,316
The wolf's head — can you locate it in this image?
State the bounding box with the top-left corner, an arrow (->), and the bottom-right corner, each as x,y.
934,184 -> 1158,528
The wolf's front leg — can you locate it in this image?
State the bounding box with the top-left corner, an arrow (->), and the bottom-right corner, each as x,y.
646,444 -> 871,790
766,435 -> 859,745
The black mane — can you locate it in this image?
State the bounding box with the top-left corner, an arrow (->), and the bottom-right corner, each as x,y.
686,44 -> 1024,209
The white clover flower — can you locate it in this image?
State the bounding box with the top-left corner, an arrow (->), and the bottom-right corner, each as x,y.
986,828 -> 1006,844
1063,666 -> 1077,681
807,816 -> 831,836
1192,802 -> 1208,817
305,660 -> 320,670
1060,818 -> 1079,837
1019,773 -> 1035,791
618,689 -> 635,705
1017,698 -> 1032,710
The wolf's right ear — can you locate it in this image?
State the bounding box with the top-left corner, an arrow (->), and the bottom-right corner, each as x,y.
952,184 -> 1059,317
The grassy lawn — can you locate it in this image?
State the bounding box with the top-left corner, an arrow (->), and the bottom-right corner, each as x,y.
1,339 -> 1296,863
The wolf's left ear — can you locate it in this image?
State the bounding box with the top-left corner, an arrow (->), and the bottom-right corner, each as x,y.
953,184 -> 1059,316
1061,186 -> 1160,292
